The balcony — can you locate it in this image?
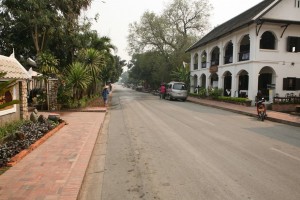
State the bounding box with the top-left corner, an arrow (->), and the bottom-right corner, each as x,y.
193,64 -> 198,70
209,65 -> 218,73
224,55 -> 233,64
210,59 -> 219,66
238,51 -> 250,61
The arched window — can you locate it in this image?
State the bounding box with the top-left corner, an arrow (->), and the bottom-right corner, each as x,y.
201,51 -> 207,68
239,35 -> 250,61
193,53 -> 198,70
295,0 -> 300,8
260,31 -> 276,49
224,42 -> 233,64
210,47 -> 220,66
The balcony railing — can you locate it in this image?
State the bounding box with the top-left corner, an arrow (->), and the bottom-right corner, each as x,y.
193,64 -> 198,70
238,51 -> 250,61
210,59 -> 219,66
224,55 -> 233,64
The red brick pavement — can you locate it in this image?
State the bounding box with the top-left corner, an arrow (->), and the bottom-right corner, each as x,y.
0,110 -> 106,200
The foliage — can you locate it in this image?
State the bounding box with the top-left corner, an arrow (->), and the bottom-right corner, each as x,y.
207,87 -> 223,99
171,65 -> 190,88
128,0 -> 211,62
36,52 -> 59,77
127,0 -> 211,88
217,96 -> 252,103
129,52 -> 168,89
0,120 -> 28,141
65,62 -> 92,103
0,117 -> 59,167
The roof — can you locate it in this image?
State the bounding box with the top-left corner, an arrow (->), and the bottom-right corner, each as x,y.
0,54 -> 31,80
186,0 -> 278,52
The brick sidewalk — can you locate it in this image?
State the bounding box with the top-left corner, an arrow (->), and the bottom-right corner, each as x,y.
0,110 -> 106,200
187,96 -> 300,127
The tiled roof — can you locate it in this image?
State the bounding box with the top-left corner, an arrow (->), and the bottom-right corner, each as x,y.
0,54 -> 31,80
186,0 -> 278,52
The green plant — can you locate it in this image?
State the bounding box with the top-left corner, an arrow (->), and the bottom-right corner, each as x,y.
0,120 -> 28,142
208,87 -> 223,99
217,96 -> 251,103
198,87 -> 207,97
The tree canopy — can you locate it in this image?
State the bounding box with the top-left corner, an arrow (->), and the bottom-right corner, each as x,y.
0,0 -> 124,107
127,0 -> 211,88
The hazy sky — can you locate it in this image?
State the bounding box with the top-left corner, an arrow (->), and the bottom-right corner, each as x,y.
85,0 -> 263,62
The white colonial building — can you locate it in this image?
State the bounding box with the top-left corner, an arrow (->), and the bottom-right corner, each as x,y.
186,0 -> 300,104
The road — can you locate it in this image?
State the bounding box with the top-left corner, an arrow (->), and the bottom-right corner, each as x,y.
79,85 -> 300,200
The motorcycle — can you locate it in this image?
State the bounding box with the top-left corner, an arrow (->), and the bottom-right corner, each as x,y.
257,98 -> 266,121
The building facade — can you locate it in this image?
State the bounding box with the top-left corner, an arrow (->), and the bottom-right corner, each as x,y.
186,0 -> 300,104
0,53 -> 31,126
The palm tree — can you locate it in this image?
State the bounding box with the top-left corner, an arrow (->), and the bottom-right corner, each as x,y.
65,62 -> 92,103
36,52 -> 59,77
77,48 -> 105,96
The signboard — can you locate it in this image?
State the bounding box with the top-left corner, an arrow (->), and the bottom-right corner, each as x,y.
267,84 -> 276,89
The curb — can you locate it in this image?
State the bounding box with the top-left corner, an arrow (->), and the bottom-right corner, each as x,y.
6,121 -> 66,167
187,99 -> 300,127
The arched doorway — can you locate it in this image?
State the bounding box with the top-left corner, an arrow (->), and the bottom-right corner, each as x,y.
200,74 -> 206,88
210,73 -> 219,88
223,71 -> 232,96
258,66 -> 276,101
238,70 -> 249,97
193,74 -> 198,93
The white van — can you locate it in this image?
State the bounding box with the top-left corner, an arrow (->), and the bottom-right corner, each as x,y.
165,81 -> 188,101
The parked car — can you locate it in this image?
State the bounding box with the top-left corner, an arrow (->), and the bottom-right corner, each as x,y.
165,81 -> 187,101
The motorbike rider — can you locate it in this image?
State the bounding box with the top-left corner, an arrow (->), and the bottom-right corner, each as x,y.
256,90 -> 267,116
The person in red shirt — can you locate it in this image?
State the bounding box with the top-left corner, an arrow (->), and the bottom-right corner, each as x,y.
160,83 -> 166,99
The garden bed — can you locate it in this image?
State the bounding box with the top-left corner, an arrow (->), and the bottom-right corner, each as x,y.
0,116 -> 65,169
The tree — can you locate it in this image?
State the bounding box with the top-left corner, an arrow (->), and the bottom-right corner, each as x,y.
129,52 -> 168,89
171,65 -> 190,89
65,62 -> 92,103
127,0 -> 211,86
128,0 -> 211,68
36,52 -> 59,77
77,48 -> 105,96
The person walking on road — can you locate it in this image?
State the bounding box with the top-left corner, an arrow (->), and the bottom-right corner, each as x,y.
160,83 -> 166,99
102,85 -> 110,107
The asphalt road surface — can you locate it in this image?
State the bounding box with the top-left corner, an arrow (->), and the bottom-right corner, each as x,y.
79,85 -> 300,200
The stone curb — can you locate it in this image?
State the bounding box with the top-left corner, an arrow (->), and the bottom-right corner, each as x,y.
187,99 -> 300,128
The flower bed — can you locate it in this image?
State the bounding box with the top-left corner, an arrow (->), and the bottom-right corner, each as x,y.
0,116 -> 64,168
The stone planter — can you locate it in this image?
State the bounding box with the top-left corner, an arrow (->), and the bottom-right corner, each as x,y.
271,104 -> 300,112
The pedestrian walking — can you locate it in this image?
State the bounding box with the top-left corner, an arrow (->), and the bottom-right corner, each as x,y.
160,83 -> 166,99
102,85 -> 110,107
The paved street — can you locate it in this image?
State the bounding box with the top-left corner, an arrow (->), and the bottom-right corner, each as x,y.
80,85 -> 300,200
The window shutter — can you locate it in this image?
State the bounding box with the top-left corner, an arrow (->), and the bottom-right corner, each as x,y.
296,78 -> 300,90
283,78 -> 288,90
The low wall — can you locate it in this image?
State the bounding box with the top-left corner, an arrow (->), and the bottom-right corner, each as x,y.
271,104 -> 300,112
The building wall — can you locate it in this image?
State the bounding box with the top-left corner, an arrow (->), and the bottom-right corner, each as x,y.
0,80 -> 29,127
190,21 -> 300,102
0,83 -> 21,126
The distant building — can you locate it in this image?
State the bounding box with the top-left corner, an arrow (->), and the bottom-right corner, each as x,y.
186,0 -> 300,104
0,53 -> 31,126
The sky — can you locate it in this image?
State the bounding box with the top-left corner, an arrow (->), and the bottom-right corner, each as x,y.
84,0 -> 263,62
